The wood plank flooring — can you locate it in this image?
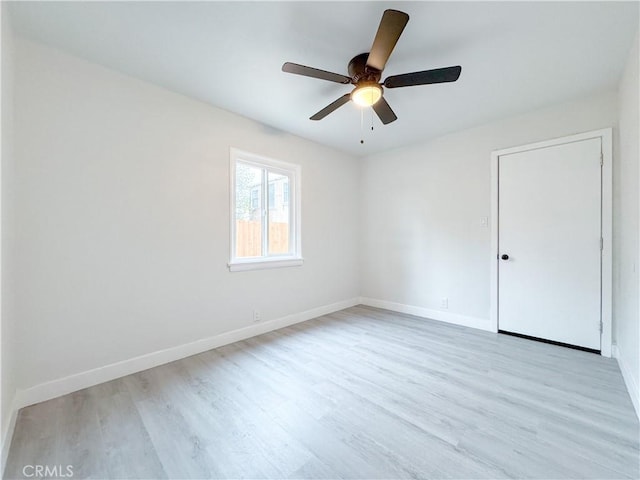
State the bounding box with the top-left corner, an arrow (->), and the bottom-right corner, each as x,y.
4,306 -> 639,479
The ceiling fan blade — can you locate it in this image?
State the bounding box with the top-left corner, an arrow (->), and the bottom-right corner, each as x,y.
366,9 -> 409,72
372,97 -> 397,125
282,62 -> 351,84
384,66 -> 462,89
310,94 -> 352,120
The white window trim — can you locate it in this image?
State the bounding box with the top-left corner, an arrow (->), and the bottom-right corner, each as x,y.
228,148 -> 302,272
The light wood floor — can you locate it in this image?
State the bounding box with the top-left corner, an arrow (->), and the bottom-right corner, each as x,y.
4,306 -> 639,479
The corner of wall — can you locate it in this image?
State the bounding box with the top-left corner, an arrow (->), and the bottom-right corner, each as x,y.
0,1 -> 18,475
613,344 -> 640,419
615,27 -> 640,421
1,397 -> 18,477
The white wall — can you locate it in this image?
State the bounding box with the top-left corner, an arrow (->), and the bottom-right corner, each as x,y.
12,39 -> 360,393
1,2 -> 18,467
616,31 -> 639,416
360,91 -> 618,328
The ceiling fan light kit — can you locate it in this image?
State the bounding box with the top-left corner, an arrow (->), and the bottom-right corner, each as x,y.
282,9 -> 462,126
351,83 -> 382,107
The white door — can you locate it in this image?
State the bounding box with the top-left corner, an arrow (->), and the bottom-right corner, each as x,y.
498,137 -> 602,350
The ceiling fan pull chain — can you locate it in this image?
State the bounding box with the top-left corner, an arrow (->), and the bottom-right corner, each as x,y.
371,106 -> 374,131
360,108 -> 365,144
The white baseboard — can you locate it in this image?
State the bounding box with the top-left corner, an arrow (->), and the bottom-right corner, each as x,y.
14,297 -> 360,410
612,344 -> 640,420
359,297 -> 491,332
1,396 -> 19,477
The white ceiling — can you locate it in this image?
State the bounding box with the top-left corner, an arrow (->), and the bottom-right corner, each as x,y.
8,1 -> 639,157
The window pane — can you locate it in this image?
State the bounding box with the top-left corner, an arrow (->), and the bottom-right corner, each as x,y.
268,183 -> 275,208
267,172 -> 290,255
235,163 -> 262,257
250,188 -> 259,210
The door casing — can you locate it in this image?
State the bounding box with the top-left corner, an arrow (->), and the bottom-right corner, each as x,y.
490,128 -> 613,357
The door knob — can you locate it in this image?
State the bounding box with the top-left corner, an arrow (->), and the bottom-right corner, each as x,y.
501,254 -> 509,260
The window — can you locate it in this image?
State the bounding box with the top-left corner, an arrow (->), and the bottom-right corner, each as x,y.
229,148 -> 302,271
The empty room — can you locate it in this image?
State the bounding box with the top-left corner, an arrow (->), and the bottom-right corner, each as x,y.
1,1 -> 639,479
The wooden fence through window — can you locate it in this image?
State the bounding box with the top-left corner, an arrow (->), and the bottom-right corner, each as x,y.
236,220 -> 290,257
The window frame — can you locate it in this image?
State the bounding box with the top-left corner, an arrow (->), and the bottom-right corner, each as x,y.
229,148 -> 302,272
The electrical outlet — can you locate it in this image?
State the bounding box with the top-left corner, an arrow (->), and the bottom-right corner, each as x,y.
441,297 -> 448,309
253,310 -> 261,322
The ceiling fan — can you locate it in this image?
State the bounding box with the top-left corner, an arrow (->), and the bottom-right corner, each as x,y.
282,9 -> 461,125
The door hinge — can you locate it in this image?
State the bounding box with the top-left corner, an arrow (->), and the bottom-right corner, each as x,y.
600,237 -> 604,251
599,321 -> 603,333
600,152 -> 603,166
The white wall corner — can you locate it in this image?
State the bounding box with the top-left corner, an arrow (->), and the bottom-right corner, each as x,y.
358,297 -> 492,332
612,344 -> 640,420
14,297 -> 361,410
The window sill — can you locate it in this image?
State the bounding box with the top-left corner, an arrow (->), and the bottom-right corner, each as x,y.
228,257 -> 304,272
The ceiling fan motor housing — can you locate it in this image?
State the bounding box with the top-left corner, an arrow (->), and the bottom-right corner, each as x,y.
348,53 -> 382,84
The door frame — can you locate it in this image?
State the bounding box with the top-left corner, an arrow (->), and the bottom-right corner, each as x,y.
490,128 -> 613,357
